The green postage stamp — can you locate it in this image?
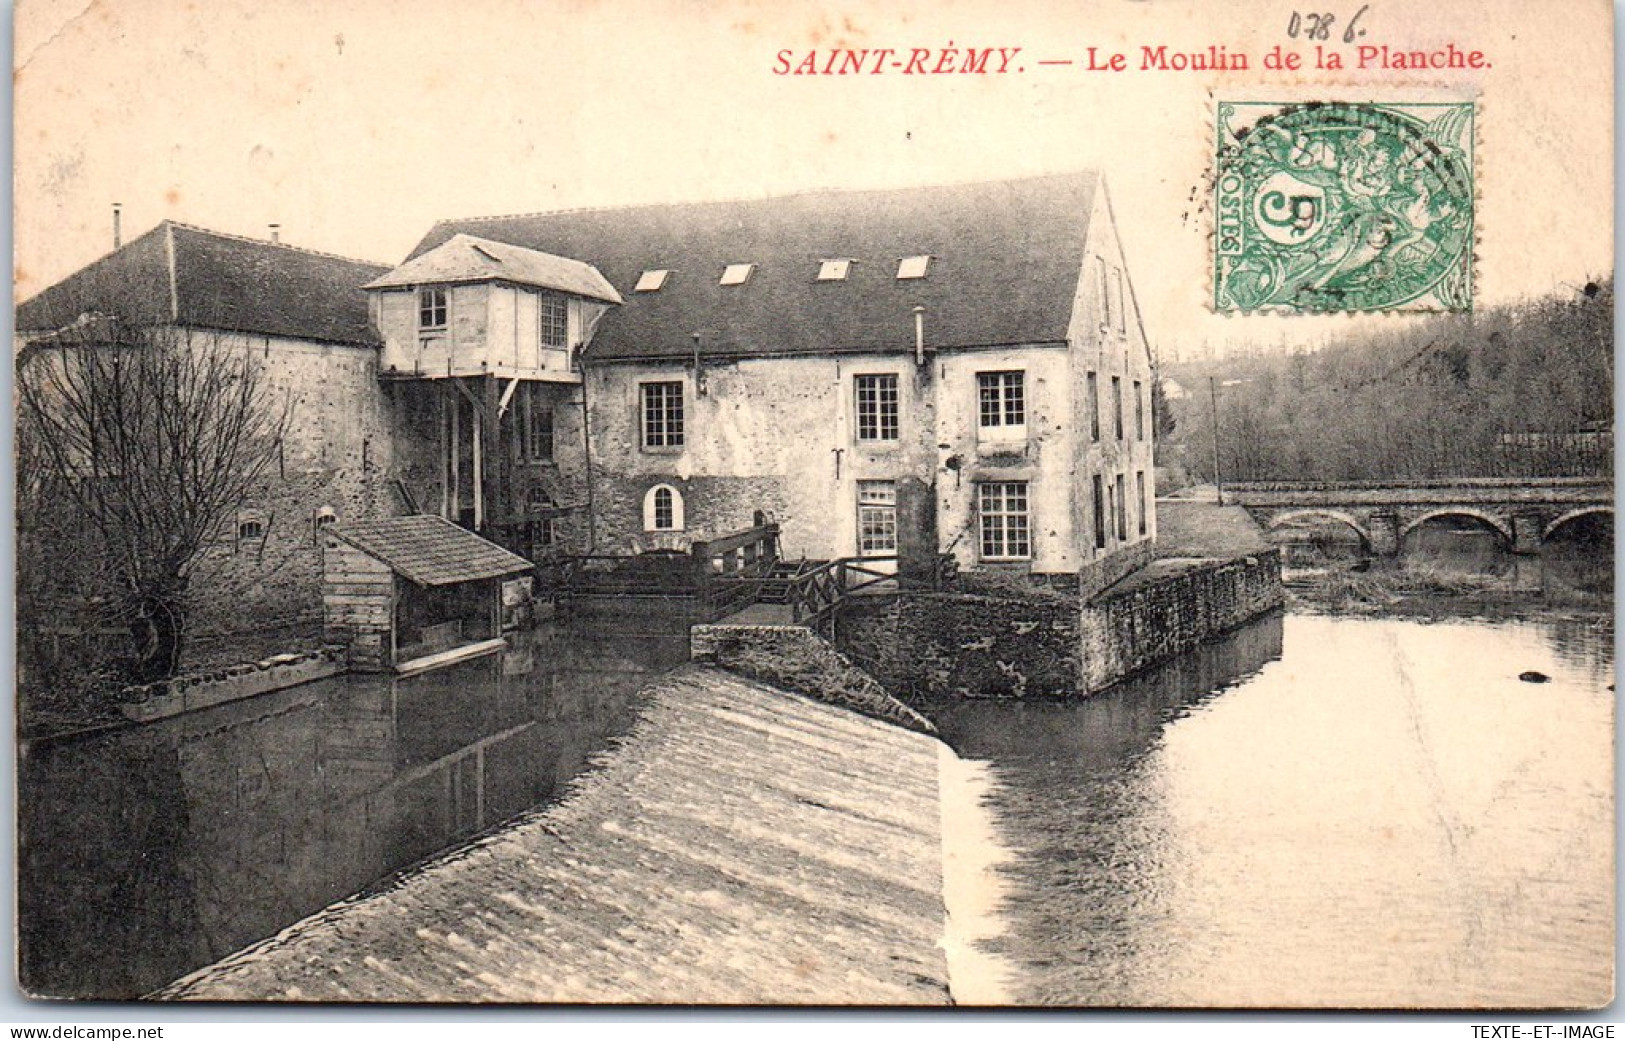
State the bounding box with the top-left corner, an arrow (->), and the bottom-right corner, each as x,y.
1214,100 -> 1475,313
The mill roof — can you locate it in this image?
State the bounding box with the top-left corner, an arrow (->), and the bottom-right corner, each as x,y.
364,233 -> 622,304
16,222 -> 390,347
408,172 -> 1102,361
330,515 -> 533,587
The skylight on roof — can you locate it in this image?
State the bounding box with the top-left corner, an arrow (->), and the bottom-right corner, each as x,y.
635,269 -> 670,292
897,255 -> 931,280
817,259 -> 852,281
720,263 -> 755,286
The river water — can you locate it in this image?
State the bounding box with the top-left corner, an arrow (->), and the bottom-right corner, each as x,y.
17,624 -> 690,999
19,608 -> 1614,1005
934,611 -> 1616,1008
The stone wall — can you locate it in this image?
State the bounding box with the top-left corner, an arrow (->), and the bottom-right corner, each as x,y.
690,623 -> 936,734
836,550 -> 1285,700
1079,550 -> 1285,692
836,592 -> 1082,701
1076,538 -> 1157,601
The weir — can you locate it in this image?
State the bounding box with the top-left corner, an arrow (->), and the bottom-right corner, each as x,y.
158,667 -> 964,1004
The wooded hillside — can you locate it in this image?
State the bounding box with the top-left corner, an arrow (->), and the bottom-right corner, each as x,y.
1165,280 -> 1613,482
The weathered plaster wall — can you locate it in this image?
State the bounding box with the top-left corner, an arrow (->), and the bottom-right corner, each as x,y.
184,332 -> 407,643
584,354 -> 941,563
1064,181 -> 1157,576
934,346 -> 1076,574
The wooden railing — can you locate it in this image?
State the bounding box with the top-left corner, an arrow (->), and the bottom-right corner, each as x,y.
783,556 -> 898,625
549,523 -> 782,620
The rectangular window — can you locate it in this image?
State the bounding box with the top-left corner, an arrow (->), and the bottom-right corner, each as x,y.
1095,257 -> 1111,330
641,381 -> 684,448
1134,380 -> 1145,441
857,480 -> 898,556
1115,473 -> 1128,541
1088,371 -> 1100,442
418,287 -> 447,331
978,481 -> 1031,561
1092,475 -> 1106,549
521,386 -> 554,461
854,374 -> 899,442
976,371 -> 1026,431
1112,376 -> 1124,440
538,294 -> 568,349
1113,268 -> 1127,334
1137,470 -> 1148,536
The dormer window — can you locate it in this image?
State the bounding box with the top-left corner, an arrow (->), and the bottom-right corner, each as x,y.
817,259 -> 852,281
635,269 -> 670,292
897,255 -> 931,280
538,293 -> 568,349
418,287 -> 447,331
720,263 -> 754,286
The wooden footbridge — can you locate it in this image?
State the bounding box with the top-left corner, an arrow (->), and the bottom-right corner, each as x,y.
542,522 -> 900,632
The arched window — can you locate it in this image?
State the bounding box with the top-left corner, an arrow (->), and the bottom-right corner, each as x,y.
237,510 -> 267,545
643,484 -> 684,532
313,506 -> 338,542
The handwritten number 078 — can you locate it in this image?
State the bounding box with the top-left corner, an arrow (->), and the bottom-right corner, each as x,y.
1286,6 -> 1370,43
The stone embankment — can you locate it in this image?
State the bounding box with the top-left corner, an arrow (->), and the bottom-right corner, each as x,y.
691,623 -> 937,734
160,665 -> 956,1004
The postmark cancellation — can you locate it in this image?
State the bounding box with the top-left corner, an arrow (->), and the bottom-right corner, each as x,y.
1214,99 -> 1475,313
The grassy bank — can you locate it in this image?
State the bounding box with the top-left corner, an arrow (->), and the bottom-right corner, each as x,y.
1287,563 -> 1613,627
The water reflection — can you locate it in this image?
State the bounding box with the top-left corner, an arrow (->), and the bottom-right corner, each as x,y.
18,624 -> 690,999
938,612 -> 1614,1007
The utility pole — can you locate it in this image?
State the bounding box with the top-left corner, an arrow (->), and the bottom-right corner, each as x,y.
1209,376 -> 1223,506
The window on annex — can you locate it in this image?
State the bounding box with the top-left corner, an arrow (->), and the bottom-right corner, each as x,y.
643,484 -> 684,532
976,371 -> 1026,440
857,480 -> 898,556
1092,475 -> 1106,550
854,374 -> 899,442
1134,380 -> 1145,441
538,294 -> 569,350
640,381 -> 685,449
1087,371 -> 1100,442
1115,473 -> 1128,541
520,385 -> 555,462
418,287 -> 448,331
527,487 -> 558,554
1112,376 -> 1124,440
978,481 -> 1031,561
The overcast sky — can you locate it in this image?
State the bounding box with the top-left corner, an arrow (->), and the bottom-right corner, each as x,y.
14,0 -> 1615,357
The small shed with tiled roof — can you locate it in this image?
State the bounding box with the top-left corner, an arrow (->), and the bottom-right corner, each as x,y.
322,514 -> 534,674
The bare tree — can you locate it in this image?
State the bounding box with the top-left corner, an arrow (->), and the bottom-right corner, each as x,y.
17,318 -> 290,682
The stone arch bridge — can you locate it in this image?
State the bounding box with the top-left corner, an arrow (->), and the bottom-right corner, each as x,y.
1224,478 -> 1613,556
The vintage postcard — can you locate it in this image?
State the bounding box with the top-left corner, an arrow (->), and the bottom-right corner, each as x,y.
11,0 -> 1614,1014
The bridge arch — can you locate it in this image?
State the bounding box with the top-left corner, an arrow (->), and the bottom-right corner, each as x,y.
1543,506 -> 1614,542
1398,508 -> 1514,549
1266,509 -> 1372,552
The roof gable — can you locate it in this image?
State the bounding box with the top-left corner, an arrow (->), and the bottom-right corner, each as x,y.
364,233 -> 623,304
330,515 -> 532,587
17,223 -> 390,347
411,173 -> 1100,361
